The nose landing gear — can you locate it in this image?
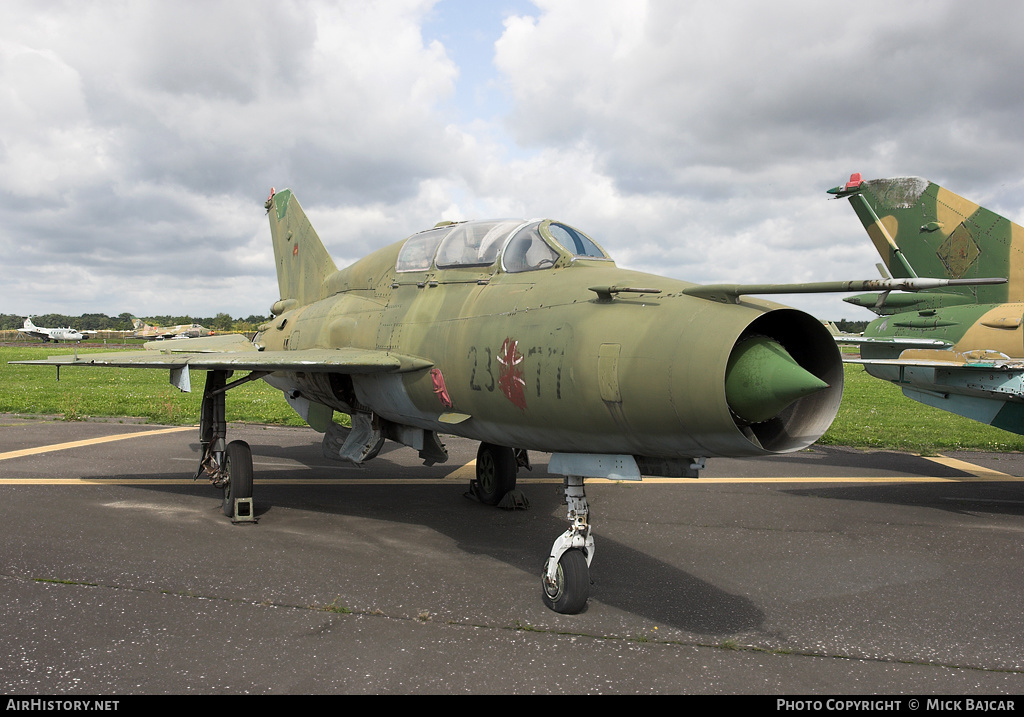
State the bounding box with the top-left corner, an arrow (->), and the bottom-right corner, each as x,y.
541,474 -> 593,614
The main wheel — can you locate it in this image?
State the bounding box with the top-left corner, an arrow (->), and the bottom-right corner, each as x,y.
475,443 -> 517,505
541,549 -> 590,614
222,440 -> 254,518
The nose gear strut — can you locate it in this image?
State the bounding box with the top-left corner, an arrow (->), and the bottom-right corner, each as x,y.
541,475 -> 593,614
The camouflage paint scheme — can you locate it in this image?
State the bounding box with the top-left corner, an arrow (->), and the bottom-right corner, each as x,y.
21,189 -> 844,466
16,187 -> 851,614
258,190 -> 847,461
829,175 -> 1024,433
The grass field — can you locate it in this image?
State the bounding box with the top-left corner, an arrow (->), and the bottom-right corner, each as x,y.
0,345 -> 305,427
818,365 -> 1024,454
2,345 -> 1022,454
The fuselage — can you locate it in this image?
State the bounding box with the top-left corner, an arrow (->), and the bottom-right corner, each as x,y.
255,221 -> 842,461
860,302 -> 1024,361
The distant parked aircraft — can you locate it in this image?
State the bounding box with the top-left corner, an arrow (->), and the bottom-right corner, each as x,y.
20,318 -> 92,343
131,318 -> 212,340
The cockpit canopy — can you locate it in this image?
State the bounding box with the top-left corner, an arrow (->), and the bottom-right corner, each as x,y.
396,219 -> 611,274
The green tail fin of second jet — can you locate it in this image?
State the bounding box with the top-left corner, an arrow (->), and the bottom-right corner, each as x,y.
829,174 -> 1024,306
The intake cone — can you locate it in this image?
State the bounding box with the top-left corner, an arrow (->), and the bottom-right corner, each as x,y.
725,336 -> 829,424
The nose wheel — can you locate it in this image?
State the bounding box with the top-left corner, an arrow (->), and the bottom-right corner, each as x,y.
541,475 -> 593,614
542,548 -> 590,614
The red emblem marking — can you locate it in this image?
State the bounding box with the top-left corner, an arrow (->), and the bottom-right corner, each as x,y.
431,368 -> 453,409
497,338 -> 527,410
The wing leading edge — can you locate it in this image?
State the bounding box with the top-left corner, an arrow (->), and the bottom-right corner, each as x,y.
12,334 -> 433,375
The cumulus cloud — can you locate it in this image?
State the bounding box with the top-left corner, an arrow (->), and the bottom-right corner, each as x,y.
495,1 -> 1024,189
2,0 -> 1024,322
0,0 -> 464,316
486,0 -> 1024,316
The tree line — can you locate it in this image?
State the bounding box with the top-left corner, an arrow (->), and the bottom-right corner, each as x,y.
832,319 -> 870,333
0,312 -> 271,333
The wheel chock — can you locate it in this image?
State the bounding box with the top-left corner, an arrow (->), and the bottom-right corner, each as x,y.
497,489 -> 530,511
231,497 -> 256,524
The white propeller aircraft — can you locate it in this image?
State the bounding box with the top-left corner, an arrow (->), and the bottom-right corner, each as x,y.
21,318 -> 92,343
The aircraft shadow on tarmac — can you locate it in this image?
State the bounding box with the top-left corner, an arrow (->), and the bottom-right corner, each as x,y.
736,445 -> 969,477
219,438 -> 421,470
80,442 -> 764,635
743,446 -> 1024,517
783,482 -> 1024,518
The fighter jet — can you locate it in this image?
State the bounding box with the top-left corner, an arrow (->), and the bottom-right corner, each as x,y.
828,174 -> 1021,434
19,188 -> 895,613
20,317 -> 92,343
131,318 -> 212,339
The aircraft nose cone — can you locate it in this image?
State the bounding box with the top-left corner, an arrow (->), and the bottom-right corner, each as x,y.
725,336 -> 829,424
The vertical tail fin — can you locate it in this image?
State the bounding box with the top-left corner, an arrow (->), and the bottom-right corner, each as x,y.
830,175 -> 1024,303
266,189 -> 338,308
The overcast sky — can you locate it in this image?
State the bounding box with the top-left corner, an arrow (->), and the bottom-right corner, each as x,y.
4,0 -> 1024,321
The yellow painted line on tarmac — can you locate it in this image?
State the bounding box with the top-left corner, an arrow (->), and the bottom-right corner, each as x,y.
1,478 -> 198,485
4,473 -> 1023,486
3,447 -> 1021,485
921,455 -> 1015,479
524,475 -> 1024,484
0,426 -> 195,462
443,459 -> 477,481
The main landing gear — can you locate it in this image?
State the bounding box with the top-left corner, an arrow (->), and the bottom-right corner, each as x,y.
194,369 -> 266,523
472,443 -> 530,509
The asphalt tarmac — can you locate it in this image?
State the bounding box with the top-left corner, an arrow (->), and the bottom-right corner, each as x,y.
2,415 -> 1024,695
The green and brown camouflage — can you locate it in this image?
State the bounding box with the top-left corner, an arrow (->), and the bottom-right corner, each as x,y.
829,174 -> 1024,300
828,174 -> 1024,358
829,174 -> 1024,434
19,188 -> 848,464
16,187 -> 853,613
131,317 -> 213,339
259,189 -> 843,459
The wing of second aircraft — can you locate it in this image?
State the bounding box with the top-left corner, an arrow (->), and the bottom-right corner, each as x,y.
833,335 -> 953,351
846,348 -> 1024,434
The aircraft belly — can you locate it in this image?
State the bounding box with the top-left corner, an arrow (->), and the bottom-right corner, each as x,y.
902,386 -> 1024,435
903,388 -> 1006,426
916,366 -> 1024,400
352,373 -> 437,426
350,368 -> 652,454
